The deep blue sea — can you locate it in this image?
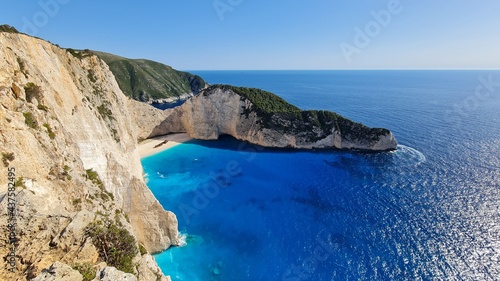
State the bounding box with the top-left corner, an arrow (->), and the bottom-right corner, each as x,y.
141,71 -> 500,281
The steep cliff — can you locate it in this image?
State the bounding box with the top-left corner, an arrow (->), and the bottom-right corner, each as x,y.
152,85 -> 397,151
0,30 -> 179,280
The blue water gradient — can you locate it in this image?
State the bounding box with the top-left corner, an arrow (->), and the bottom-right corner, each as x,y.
142,71 -> 500,280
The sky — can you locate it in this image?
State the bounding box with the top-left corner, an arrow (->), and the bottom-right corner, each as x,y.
1,0 -> 500,70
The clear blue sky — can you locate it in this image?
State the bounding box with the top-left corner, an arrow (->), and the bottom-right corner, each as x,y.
1,0 -> 499,70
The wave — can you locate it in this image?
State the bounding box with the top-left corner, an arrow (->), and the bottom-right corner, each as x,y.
178,232 -> 188,247
393,144 -> 427,167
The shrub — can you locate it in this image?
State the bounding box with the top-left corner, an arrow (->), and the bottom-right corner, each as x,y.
85,169 -> 114,201
17,57 -> 28,76
67,48 -> 93,59
97,104 -> 114,120
72,198 -> 82,206
139,244 -> 147,256
43,123 -> 56,139
72,262 -> 95,281
24,82 -> 42,103
15,177 -> 26,189
62,165 -> 72,180
23,112 -> 38,129
2,152 -> 15,167
87,70 -> 97,83
85,169 -> 104,190
37,104 -> 49,111
111,128 -> 120,143
114,209 -> 123,226
0,24 -> 19,33
99,192 -> 112,202
63,165 -> 71,173
84,219 -> 138,274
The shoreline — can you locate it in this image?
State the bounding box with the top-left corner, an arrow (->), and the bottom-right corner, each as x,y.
138,133 -> 193,158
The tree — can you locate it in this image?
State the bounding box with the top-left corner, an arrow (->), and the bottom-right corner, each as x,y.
84,219 -> 138,274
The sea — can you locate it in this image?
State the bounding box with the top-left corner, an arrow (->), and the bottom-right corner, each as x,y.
141,70 -> 500,281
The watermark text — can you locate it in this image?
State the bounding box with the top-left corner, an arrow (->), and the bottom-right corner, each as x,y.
6,167 -> 18,272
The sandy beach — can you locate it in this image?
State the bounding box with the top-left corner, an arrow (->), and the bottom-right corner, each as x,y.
138,133 -> 193,158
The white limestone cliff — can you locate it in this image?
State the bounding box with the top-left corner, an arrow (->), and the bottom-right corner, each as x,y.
143,87 -> 398,151
0,32 -> 178,280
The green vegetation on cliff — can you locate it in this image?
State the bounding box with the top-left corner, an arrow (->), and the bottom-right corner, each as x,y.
209,85 -> 301,114
84,219 -> 138,274
0,24 -> 19,33
94,51 -> 206,102
72,262 -> 94,281
2,152 -> 14,167
23,112 -> 38,129
24,82 -> 42,103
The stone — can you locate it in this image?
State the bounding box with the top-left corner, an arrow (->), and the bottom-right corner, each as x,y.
31,262 -> 83,281
136,254 -> 171,281
93,267 -> 137,281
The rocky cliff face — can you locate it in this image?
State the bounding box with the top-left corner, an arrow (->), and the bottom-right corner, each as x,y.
0,31 -> 179,280
151,86 -> 397,151
126,99 -> 177,141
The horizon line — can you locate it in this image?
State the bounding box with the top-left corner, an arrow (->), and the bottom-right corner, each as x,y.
183,68 -> 500,72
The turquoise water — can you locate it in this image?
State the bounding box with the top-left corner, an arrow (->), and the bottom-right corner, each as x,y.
142,71 -> 500,280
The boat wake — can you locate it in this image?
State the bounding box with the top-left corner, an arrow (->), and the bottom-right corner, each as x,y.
392,144 -> 427,167
324,145 -> 426,174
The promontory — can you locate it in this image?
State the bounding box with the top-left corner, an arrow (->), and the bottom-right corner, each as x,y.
133,85 -> 398,151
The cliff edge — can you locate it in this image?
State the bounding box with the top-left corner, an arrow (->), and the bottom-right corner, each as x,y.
0,30 -> 178,280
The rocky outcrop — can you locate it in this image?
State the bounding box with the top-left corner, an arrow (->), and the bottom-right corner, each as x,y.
136,255 -> 172,281
0,31 -> 179,280
31,262 -> 83,281
126,99 -> 176,141
154,85 -> 397,151
94,267 -> 137,281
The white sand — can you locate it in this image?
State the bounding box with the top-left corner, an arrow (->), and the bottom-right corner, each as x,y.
138,133 -> 193,158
